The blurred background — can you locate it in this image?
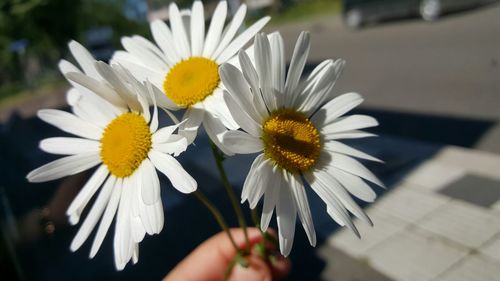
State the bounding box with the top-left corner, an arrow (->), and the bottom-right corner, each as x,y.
1,0 -> 500,280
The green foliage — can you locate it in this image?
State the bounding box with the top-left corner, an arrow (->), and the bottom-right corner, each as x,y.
0,0 -> 148,98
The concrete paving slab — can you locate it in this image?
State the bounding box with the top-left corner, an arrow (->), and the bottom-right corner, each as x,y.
328,212 -> 408,259
369,185 -> 450,223
435,146 -> 500,180
366,227 -> 468,281
492,200 -> 500,216
404,161 -> 465,192
436,254 -> 500,281
480,234 -> 500,262
418,200 -> 500,248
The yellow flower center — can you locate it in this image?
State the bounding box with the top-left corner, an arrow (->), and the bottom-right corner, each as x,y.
100,113 -> 152,178
164,57 -> 220,107
262,109 -> 321,173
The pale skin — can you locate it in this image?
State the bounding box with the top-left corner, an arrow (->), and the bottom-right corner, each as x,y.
164,228 -> 291,281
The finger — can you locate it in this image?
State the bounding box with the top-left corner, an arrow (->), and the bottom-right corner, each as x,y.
270,254 -> 291,280
163,228 -> 263,281
228,255 -> 272,281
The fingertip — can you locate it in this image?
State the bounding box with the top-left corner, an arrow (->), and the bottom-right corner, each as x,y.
271,255 -> 291,280
228,256 -> 272,281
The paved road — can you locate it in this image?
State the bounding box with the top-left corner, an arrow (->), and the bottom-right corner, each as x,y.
266,3 -> 500,152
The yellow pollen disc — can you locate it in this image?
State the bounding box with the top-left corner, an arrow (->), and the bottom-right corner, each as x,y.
262,109 -> 321,173
164,57 -> 220,107
100,113 -> 152,178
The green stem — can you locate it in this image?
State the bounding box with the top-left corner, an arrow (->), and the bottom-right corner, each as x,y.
193,190 -> 240,253
210,142 -> 250,252
251,208 -> 261,230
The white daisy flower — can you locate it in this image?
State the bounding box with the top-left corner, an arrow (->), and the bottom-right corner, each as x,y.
219,32 -> 384,256
27,62 -> 197,270
112,0 -> 270,154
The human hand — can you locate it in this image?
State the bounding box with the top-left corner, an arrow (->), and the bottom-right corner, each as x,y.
164,227 -> 290,281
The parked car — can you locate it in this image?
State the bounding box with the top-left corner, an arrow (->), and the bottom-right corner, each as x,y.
342,0 -> 498,28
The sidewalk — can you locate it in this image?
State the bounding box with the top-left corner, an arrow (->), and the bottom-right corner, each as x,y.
320,146 -> 500,281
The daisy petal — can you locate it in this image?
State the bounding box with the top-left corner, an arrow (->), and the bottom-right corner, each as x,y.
146,81 -> 159,132
95,62 -> 143,112
322,115 -> 379,136
114,183 -> 134,267
297,63 -> 337,115
211,4 -> 246,59
311,92 -> 364,126
326,130 -> 377,140
289,173 -> 316,246
202,90 -> 239,130
71,91 -> 118,127
241,154 -> 264,202
276,172 -> 297,257
90,178 -> 122,258
66,165 -> 109,218
222,130 -> 262,154
169,2 -> 191,59
150,20 -> 180,65
140,159 -> 161,205
202,1 -> 227,57
152,119 -> 185,143
130,177 -> 146,242
297,59 -> 346,115
27,153 -> 101,183
40,137 -> 99,155
215,16 -> 271,64
247,159 -> 273,209
131,216 -> 146,243
324,141 -> 382,162
178,107 -> 204,144
219,64 -> 262,124
315,170 -> 372,225
148,150 -> 197,194
237,50 -> 268,117
223,92 -> 261,137
136,91 -> 150,123
65,72 -> 127,111
326,206 -> 345,226
70,176 -> 116,252
270,32 -> 285,99
326,153 -> 384,187
203,113 -> 234,156
68,40 -> 100,79
285,31 -> 311,106
65,87 -> 80,107
305,172 -> 359,237
331,169 -> 377,202
133,172 -> 152,235
121,37 -> 167,71
132,35 -> 167,63
132,244 -> 139,264
261,166 -> 281,231
138,199 -> 164,235
153,134 -> 188,157
190,1 -> 204,56
58,59 -> 80,77
254,33 -> 276,111
37,109 -> 102,140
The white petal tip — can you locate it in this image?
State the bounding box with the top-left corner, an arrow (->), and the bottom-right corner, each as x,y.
69,241 -> 81,253
68,214 -> 80,225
